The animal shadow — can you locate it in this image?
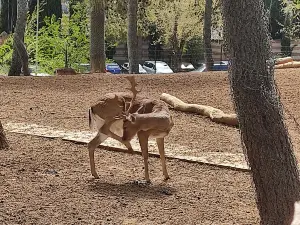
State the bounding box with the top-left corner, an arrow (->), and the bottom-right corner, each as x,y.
87,179 -> 176,200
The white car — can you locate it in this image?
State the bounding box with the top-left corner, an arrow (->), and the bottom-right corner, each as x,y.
142,61 -> 174,74
181,62 -> 195,71
122,62 -> 147,74
192,61 -> 229,72
28,66 -> 51,76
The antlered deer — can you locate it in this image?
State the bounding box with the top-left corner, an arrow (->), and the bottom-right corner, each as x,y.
88,76 -> 174,182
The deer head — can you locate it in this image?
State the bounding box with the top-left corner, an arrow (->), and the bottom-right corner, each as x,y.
122,113 -> 139,141
120,76 -> 142,141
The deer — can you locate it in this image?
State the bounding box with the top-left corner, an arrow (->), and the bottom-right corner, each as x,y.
87,76 -> 174,183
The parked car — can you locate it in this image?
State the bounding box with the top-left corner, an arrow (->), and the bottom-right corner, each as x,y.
142,61 -> 174,74
78,62 -> 122,74
27,65 -> 51,76
78,63 -> 90,73
105,62 -> 122,74
193,61 -> 229,72
180,62 -> 195,72
121,62 -> 147,74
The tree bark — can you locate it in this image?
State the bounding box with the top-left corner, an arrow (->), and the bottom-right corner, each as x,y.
0,0 -> 17,33
90,0 -> 106,73
222,0 -> 300,224
170,14 -> 181,73
203,0 -> 214,71
0,120 -> 8,149
8,0 -> 28,76
14,34 -> 30,76
281,12 -> 292,57
127,0 -> 139,74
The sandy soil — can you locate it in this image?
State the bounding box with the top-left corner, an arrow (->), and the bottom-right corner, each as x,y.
1,69 -> 300,224
0,133 -> 257,224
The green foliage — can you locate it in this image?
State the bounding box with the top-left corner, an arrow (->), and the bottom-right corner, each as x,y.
146,0 -> 205,46
0,0 -> 223,74
0,1 -> 89,75
282,0 -> 300,39
184,36 -> 204,66
0,35 -> 13,74
105,0 -> 152,46
26,15 -> 66,74
105,1 -> 127,47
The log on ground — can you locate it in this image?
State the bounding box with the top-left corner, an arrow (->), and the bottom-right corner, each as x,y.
160,93 -> 238,126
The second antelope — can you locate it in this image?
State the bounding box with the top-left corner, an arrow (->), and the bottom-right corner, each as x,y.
88,76 -> 174,183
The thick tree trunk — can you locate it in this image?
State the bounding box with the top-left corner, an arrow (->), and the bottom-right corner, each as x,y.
127,0 -> 139,74
203,0 -> 214,71
8,0 -> 28,76
0,0 -> 17,33
222,0 -> 300,224
14,34 -> 30,76
90,0 -> 106,73
0,121 -> 8,149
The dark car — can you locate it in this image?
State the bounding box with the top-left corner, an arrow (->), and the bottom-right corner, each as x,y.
106,62 -> 122,74
78,63 -> 122,74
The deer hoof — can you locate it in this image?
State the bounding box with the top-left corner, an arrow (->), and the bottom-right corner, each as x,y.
92,173 -> 100,179
164,176 -> 170,181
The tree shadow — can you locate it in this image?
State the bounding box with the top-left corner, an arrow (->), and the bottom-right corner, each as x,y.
87,179 -> 176,200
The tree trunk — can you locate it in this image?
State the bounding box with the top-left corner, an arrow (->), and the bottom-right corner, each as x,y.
14,34 -> 30,75
90,0 -> 106,73
281,34 -> 292,57
0,120 -> 8,149
222,0 -> 300,224
127,0 -> 139,74
203,0 -> 214,71
8,0 -> 28,76
170,14 -> 181,73
281,12 -> 292,57
0,0 -> 17,33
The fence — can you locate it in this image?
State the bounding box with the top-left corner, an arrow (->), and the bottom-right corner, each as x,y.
112,41 -> 227,66
111,39 -> 300,68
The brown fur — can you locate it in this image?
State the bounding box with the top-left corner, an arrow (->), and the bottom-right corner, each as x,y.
87,77 -> 174,182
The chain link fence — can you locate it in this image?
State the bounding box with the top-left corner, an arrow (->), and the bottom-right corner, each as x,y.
108,42 -> 300,73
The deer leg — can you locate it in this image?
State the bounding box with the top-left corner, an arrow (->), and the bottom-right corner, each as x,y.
156,138 -> 170,180
100,122 -> 134,153
138,131 -> 150,183
87,131 -> 108,178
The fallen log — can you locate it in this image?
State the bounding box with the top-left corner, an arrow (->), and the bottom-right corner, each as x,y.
275,61 -> 300,69
160,93 -> 239,127
275,56 -> 293,65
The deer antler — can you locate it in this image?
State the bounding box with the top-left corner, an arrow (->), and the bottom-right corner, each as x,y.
124,76 -> 141,115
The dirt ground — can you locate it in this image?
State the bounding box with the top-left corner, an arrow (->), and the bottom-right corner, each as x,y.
1,69 -> 300,224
